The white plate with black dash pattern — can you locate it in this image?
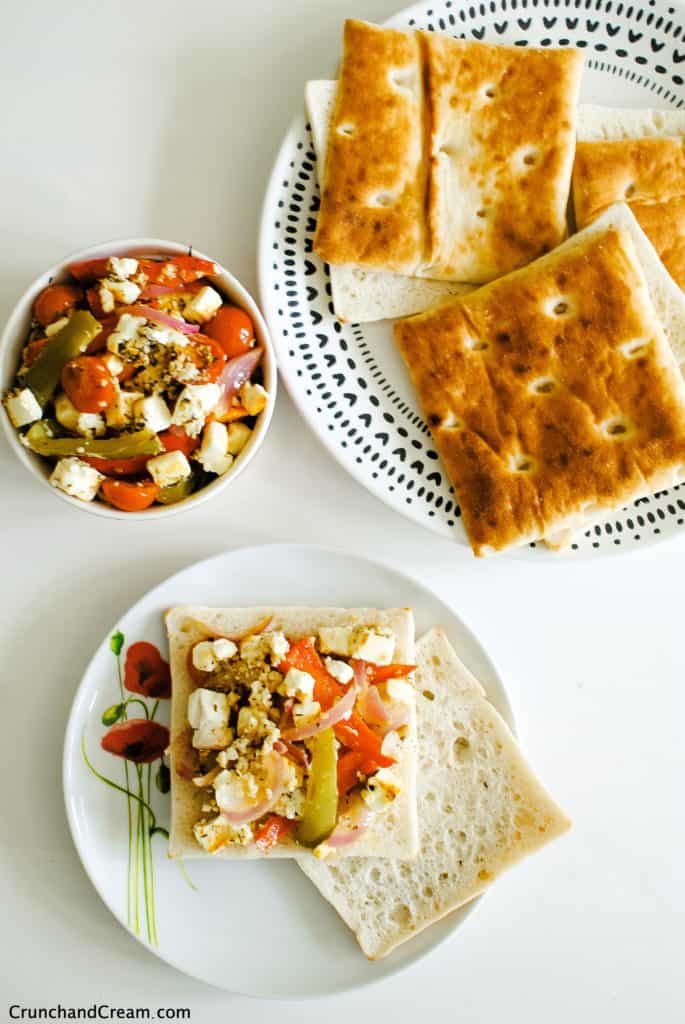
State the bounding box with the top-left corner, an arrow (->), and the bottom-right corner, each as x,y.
259,0 -> 685,558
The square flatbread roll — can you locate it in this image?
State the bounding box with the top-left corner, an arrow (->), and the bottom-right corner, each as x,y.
313,20 -> 428,278
313,20 -> 583,285
166,606 -> 419,860
394,203 -> 685,556
300,628 -> 570,960
422,33 -> 583,283
573,105 -> 685,291
305,79 -> 471,323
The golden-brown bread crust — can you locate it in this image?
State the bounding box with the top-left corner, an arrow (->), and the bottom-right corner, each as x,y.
314,22 -> 583,283
631,197 -> 685,290
573,138 -> 685,288
422,34 -> 583,282
313,20 -> 427,276
394,226 -> 685,555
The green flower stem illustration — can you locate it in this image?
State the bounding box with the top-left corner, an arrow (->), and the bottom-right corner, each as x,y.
82,631 -> 179,947
113,637 -> 135,931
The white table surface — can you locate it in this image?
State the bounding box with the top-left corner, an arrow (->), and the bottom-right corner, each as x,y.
1,0 -> 684,1019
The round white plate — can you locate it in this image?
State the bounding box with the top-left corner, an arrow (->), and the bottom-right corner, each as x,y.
63,543 -> 512,999
259,0 -> 685,558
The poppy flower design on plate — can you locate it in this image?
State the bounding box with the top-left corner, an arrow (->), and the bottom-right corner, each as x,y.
81,631 -> 174,945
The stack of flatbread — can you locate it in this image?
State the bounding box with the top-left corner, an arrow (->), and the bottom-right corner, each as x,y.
302,628 -> 569,959
307,19 -> 685,556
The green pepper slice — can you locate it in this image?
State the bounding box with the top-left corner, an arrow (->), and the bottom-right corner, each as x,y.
296,727 -> 338,848
156,475 -> 195,505
24,422 -> 162,459
22,310 -> 102,407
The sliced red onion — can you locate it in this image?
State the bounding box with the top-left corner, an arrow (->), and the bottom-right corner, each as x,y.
126,303 -> 200,334
354,659 -> 410,735
139,284 -> 180,300
213,347 -> 263,419
281,685 -> 356,742
358,681 -> 392,727
217,751 -> 286,825
274,738 -> 311,770
326,803 -> 372,848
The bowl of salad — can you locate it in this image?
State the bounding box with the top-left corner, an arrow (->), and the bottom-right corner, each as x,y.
0,239 -> 276,517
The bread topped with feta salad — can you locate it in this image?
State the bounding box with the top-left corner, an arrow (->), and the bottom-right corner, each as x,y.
166,606 -> 419,860
2,253 -> 269,512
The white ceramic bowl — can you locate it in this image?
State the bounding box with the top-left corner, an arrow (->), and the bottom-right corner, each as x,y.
0,238 -> 277,519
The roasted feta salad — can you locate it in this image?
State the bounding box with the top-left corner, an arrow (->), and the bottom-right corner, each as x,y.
3,254 -> 268,511
183,621 -> 415,856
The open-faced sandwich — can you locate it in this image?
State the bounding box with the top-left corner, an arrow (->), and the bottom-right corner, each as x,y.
166,607 -> 419,859
162,603 -> 568,956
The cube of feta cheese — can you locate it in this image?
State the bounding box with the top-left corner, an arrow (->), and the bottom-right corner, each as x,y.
324,657 -> 354,685
5,387 -> 42,428
318,627 -> 352,657
226,421 -> 251,455
269,631 -> 290,664
99,278 -> 141,312
134,394 -> 172,433
107,314 -> 147,353
147,450 -> 191,489
240,381 -> 268,416
281,668 -> 315,701
54,392 -> 105,437
213,638 -> 238,661
197,421 -> 233,476
105,385 -> 143,430
350,629 -> 395,665
192,638 -> 237,673
101,352 -> 124,376
292,700 -> 321,728
183,286 -> 223,324
194,815 -> 252,852
171,384 -> 220,438
239,630 -> 290,666
361,768 -> 402,810
385,679 -> 414,705
108,257 -> 138,279
50,457 -> 103,502
236,706 -> 261,738
187,688 -> 231,749
44,315 -> 69,337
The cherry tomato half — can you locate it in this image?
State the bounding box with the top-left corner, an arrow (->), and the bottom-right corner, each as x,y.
61,355 -> 117,413
205,306 -> 255,359
33,284 -> 81,326
68,257 -> 111,282
101,477 -> 159,512
82,455 -> 150,477
158,429 -> 199,458
185,334 -> 227,383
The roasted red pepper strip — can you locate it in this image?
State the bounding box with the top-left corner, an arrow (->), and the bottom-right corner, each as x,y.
337,750 -> 365,795
136,256 -> 216,287
334,714 -> 395,767
363,663 -> 416,682
281,638 -> 396,766
279,637 -> 343,710
254,814 -> 295,853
